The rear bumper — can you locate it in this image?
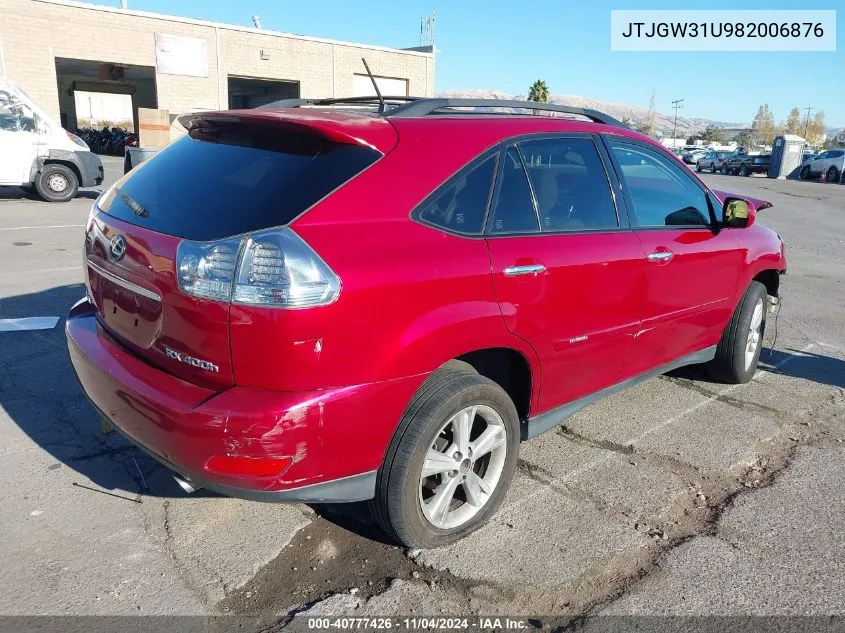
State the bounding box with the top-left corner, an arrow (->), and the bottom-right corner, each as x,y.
66,298 -> 424,502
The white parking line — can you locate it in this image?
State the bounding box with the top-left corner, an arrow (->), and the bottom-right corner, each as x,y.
0,317 -> 60,332
0,266 -> 80,277
0,224 -> 84,231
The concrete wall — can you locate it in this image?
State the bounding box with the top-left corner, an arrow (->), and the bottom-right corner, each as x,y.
0,0 -> 435,121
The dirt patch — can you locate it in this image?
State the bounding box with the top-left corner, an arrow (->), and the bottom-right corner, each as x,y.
217,504 -> 473,621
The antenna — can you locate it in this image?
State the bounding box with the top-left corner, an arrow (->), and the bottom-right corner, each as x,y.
251,15 -> 262,28
361,57 -> 385,113
420,12 -> 436,46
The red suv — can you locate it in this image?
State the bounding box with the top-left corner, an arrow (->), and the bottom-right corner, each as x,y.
67,98 -> 787,548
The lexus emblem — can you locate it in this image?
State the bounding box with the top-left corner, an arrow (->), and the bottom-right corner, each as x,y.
109,234 -> 126,261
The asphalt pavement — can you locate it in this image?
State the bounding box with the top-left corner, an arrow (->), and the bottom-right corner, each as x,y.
0,162 -> 843,629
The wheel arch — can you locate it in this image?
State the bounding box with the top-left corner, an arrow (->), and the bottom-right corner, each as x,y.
41,158 -> 82,185
451,347 -> 533,421
753,268 -> 780,298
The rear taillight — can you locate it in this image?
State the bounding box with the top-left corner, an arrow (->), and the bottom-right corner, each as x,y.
176,228 -> 340,308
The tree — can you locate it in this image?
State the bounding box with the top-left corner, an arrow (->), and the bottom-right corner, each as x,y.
688,125 -> 727,144
751,104 -> 776,146
804,111 -> 826,146
645,88 -> 657,137
734,129 -> 754,147
527,80 -> 550,103
785,107 -> 802,135
633,120 -> 653,135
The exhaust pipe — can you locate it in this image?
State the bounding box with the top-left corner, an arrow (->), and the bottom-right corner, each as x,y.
173,475 -> 199,494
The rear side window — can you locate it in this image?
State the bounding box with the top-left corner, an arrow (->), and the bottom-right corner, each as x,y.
488,147 -> 540,234
416,154 -> 497,235
519,137 -> 618,232
99,126 -> 380,241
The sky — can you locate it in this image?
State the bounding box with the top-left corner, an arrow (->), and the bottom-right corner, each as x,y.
90,0 -> 843,127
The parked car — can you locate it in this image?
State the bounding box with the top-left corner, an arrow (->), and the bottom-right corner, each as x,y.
0,78 -> 103,201
67,97 -> 787,548
682,148 -> 707,164
722,147 -> 771,176
799,149 -> 845,182
696,150 -> 731,173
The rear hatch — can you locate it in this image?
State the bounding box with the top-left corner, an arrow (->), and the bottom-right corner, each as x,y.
85,109 -> 391,389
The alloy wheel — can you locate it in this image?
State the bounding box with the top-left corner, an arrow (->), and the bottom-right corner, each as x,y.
745,298 -> 764,370
419,405 -> 507,530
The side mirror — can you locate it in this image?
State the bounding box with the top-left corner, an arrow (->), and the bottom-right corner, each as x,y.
723,197 -> 756,228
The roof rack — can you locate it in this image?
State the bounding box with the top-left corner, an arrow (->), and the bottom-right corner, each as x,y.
384,98 -> 624,126
258,96 -> 419,110
256,96 -> 625,127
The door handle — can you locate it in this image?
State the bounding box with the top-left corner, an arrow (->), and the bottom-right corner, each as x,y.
503,264 -> 546,277
647,251 -> 674,263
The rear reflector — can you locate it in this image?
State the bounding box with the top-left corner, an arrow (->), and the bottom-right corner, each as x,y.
204,455 -> 293,478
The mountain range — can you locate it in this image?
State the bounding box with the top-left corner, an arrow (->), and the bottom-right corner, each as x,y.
437,90 -> 845,139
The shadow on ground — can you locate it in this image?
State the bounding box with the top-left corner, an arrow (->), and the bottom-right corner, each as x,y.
0,283 -> 215,502
3,283 -> 843,530
760,347 -> 845,389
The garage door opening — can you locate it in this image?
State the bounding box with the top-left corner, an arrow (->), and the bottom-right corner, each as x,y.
55,58 -> 157,134
228,77 -> 300,109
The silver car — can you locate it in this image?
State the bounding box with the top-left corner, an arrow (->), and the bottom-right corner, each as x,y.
800,149 -> 844,182
696,150 -> 731,173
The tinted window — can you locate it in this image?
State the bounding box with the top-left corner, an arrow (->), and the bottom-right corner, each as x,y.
829,150 -> 844,158
519,138 -> 617,232
488,147 -> 540,234
610,141 -> 711,228
99,127 -> 380,241
417,155 -> 497,234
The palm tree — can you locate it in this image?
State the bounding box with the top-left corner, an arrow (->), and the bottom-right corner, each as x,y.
527,80 -> 550,103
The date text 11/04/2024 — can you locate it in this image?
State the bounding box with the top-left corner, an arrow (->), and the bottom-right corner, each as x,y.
306,617 -> 528,630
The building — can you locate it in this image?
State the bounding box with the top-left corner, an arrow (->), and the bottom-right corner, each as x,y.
0,0 -> 436,131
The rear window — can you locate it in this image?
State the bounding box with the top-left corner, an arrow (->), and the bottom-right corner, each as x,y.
99,126 -> 380,241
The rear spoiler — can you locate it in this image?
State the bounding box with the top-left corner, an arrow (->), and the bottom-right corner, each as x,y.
177,109 -> 398,154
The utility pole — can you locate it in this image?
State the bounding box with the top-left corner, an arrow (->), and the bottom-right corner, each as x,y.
803,105 -> 812,140
671,98 -> 684,146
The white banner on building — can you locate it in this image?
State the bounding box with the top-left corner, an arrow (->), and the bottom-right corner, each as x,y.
155,33 -> 208,77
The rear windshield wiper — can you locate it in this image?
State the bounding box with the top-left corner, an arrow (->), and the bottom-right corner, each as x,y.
115,188 -> 148,218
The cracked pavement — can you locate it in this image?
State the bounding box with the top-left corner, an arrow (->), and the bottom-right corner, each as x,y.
1,163 -> 843,627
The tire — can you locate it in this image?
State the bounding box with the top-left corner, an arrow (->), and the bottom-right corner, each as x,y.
721,163 -> 729,175
696,162 -> 703,172
800,165 -> 811,181
34,164 -> 78,202
712,162 -> 718,173
707,280 -> 767,384
826,166 -> 839,183
370,370 -> 520,549
739,164 -> 749,177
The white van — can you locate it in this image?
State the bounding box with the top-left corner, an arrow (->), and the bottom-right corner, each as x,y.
0,78 -> 103,202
